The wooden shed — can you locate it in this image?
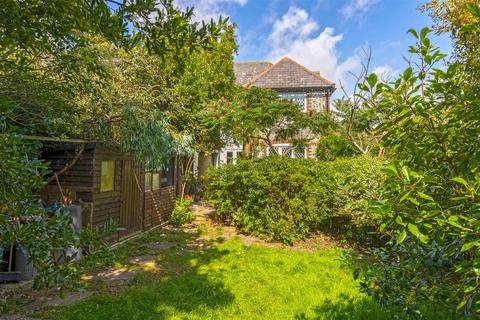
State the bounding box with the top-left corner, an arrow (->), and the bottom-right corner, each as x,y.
40,142 -> 179,241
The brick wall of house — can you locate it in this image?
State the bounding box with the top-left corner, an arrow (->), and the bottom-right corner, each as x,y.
307,93 -> 328,112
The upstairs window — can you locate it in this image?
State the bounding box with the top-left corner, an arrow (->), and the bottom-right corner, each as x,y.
278,92 -> 307,112
100,160 -> 115,192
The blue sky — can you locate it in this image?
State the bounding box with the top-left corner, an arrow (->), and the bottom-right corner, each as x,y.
177,0 -> 452,94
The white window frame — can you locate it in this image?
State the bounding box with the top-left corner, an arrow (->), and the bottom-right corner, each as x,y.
267,144 -> 307,159
220,148 -> 244,165
278,92 -> 307,112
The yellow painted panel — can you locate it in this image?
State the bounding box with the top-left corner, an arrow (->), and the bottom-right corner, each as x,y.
100,160 -> 115,192
145,172 -> 152,191
152,173 -> 160,190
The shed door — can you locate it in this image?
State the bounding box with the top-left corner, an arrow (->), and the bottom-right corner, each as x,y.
119,160 -> 143,238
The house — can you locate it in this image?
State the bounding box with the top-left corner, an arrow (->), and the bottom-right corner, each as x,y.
40,142 -> 178,241
217,57 -> 336,164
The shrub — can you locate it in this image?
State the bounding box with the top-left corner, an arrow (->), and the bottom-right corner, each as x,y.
170,197 -> 193,226
352,28 -> 480,316
316,132 -> 359,161
205,156 -> 384,244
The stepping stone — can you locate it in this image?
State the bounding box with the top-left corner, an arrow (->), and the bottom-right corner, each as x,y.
128,256 -> 159,272
129,255 -> 155,265
43,290 -> 93,307
147,242 -> 176,251
95,267 -> 139,282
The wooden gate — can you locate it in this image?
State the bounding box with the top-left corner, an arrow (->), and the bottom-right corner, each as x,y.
119,160 -> 143,238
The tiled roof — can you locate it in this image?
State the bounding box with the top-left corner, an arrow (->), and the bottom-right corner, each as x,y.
234,57 -> 335,91
233,62 -> 272,86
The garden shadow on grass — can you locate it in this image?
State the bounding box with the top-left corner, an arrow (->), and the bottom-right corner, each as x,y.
46,229 -> 235,320
294,293 -> 392,320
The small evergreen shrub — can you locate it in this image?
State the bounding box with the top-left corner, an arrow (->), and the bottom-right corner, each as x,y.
316,132 -> 359,161
205,156 -> 384,244
170,198 -> 193,226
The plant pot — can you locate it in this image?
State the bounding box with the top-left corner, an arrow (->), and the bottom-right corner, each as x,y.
0,271 -> 21,283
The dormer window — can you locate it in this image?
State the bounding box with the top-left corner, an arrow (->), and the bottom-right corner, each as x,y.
278,92 -> 307,112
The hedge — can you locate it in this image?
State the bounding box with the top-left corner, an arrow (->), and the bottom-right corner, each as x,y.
205,156 -> 385,244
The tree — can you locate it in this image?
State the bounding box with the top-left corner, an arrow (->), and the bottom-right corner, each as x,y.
0,0 -> 233,289
330,47 -> 385,157
169,23 -> 238,153
217,86 -> 333,158
0,0 -> 228,71
421,0 -> 480,85
356,26 -> 480,317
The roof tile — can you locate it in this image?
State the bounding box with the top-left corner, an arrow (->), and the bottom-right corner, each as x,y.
247,57 -> 335,90
233,62 -> 272,86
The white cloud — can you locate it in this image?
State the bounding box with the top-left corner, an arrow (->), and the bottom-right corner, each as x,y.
175,0 -> 247,22
266,6 -> 362,92
269,7 -> 319,49
340,0 -> 379,19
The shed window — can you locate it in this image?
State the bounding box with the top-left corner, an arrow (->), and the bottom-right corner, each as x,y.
152,173 -> 160,190
161,157 -> 175,187
145,172 -> 152,191
100,161 -> 115,192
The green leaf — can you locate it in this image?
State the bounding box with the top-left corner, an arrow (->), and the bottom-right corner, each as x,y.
399,191 -> 411,203
446,219 -> 468,230
417,192 -> 434,202
420,27 -> 431,40
412,115 -> 423,123
384,164 -> 398,175
365,73 -> 378,88
397,229 -> 407,245
461,241 -> 478,252
403,67 -> 413,80
467,3 -> 480,18
395,216 -> 403,225
450,196 -> 468,201
379,223 -> 386,232
419,234 -> 428,243
407,223 -> 421,238
407,29 -> 419,39
401,166 -> 411,182
408,197 -> 420,206
358,83 -> 369,91
451,177 -> 468,187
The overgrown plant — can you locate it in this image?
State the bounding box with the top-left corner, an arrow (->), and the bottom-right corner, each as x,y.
355,25 -> 480,317
170,197 -> 193,227
316,132 -> 359,161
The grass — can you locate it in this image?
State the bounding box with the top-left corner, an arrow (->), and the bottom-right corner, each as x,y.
38,223 -> 450,320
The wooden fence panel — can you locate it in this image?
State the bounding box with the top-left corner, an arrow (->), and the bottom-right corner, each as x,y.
119,160 -> 143,238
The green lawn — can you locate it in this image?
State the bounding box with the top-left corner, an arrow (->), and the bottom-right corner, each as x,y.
39,225 -> 448,320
